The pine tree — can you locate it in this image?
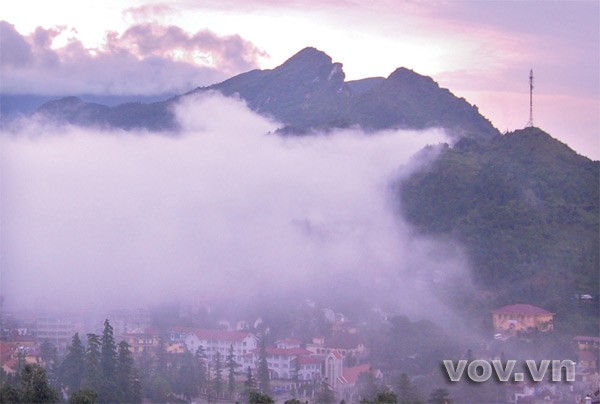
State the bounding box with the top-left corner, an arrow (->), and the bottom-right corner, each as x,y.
257,338 -> 270,395
39,340 -> 58,369
100,319 -> 117,381
100,320 -> 118,402
244,365 -> 256,398
155,337 -> 168,380
60,333 -> 86,393
84,333 -> 102,394
116,340 -> 138,403
315,380 -> 335,404
213,351 -> 224,398
394,373 -> 421,403
137,348 -> 154,398
226,344 -> 241,399
195,346 -> 208,393
19,364 -> 59,403
175,350 -> 198,401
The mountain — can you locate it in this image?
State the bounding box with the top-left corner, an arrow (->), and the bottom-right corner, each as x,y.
399,126 -> 599,334
32,47 -> 499,138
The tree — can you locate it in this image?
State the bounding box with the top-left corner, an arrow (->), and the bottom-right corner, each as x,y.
60,333 -> 86,393
257,338 -> 270,395
19,364 -> 59,403
100,319 -> 117,381
314,380 -> 336,404
155,337 -> 168,380
68,388 -> 98,403
39,340 -> 58,369
137,348 -> 154,398
357,372 -> 384,402
248,390 -> 274,404
149,376 -> 171,403
175,350 -> 198,400
359,390 -> 400,404
213,351 -> 224,398
116,340 -> 139,403
195,346 -> 208,393
244,366 -> 256,398
0,384 -> 20,403
394,373 -> 422,403
84,333 -> 102,393
226,344 -> 241,399
428,388 -> 452,404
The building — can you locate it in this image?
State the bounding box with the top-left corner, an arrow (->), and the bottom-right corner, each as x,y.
306,333 -> 366,358
492,304 -> 554,335
239,345 -> 343,385
573,336 -> 600,375
337,364 -> 382,402
184,329 -> 258,362
240,346 -> 320,380
122,330 -> 160,355
35,316 -> 83,352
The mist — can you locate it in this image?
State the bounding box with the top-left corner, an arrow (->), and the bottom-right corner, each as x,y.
1,92 -> 472,323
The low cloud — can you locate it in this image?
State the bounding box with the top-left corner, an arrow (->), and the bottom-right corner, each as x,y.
1,92 -> 471,324
0,21 -> 265,96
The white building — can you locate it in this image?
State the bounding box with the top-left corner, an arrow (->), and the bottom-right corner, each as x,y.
240,346 -> 322,381
184,329 -> 258,362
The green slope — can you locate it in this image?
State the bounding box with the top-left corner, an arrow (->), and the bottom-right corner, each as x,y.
400,127 -> 599,333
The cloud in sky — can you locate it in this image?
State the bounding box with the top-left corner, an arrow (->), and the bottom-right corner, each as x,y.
1,0 -> 597,158
1,92 -> 470,323
0,20 -> 265,95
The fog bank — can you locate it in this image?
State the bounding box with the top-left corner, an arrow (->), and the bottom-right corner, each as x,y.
1,93 -> 471,322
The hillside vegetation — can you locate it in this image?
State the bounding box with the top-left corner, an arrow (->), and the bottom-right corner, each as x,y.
400,127 -> 599,334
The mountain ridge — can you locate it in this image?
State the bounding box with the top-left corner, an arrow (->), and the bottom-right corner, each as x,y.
32,47 -> 499,138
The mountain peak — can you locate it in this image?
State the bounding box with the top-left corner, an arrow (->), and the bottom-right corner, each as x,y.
281,47 -> 333,68
387,67 -> 439,90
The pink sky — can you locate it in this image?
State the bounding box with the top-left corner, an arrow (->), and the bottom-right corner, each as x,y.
1,0 -> 598,158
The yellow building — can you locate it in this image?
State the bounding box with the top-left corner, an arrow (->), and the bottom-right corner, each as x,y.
493,304 -> 554,335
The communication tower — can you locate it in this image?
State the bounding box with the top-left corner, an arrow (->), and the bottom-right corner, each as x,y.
526,69 -> 534,127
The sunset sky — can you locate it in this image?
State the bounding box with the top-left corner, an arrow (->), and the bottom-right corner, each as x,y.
1,0 -> 598,158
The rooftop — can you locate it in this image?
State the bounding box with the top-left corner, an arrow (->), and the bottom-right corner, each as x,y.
493,304 -> 553,315
192,329 -> 255,343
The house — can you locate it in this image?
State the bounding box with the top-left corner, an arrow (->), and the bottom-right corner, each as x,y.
492,304 -> 554,335
184,329 -> 257,362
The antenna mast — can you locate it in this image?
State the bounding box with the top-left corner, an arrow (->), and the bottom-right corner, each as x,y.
527,69 -> 534,127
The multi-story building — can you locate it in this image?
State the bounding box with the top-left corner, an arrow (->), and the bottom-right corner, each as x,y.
35,317 -> 83,352
122,330 -> 160,355
240,346 -> 320,380
184,329 -> 258,362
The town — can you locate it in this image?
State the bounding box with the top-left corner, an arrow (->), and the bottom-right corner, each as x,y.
1,297 -> 598,403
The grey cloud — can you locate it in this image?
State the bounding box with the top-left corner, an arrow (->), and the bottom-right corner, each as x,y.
0,21 -> 265,95
0,21 -> 33,67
